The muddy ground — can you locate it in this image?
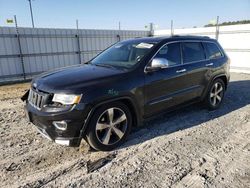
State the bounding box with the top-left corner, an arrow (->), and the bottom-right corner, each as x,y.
0,73 -> 249,188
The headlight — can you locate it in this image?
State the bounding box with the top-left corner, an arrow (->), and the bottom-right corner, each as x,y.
52,94 -> 82,105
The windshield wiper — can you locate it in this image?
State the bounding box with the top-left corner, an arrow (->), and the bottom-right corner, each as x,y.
84,61 -> 92,64
93,63 -> 114,68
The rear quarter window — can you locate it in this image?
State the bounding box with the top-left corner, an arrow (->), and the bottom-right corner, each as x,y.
182,42 -> 205,63
203,42 -> 223,59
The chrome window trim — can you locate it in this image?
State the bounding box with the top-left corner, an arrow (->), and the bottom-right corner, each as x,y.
144,39 -> 225,72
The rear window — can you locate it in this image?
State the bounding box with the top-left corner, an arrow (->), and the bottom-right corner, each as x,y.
203,42 -> 223,59
182,42 -> 205,63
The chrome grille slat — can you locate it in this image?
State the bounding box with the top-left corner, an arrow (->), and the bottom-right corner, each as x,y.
37,95 -> 42,108
35,94 -> 38,106
35,92 -> 38,106
39,95 -> 43,108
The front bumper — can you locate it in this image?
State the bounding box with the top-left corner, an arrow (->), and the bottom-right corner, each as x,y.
25,102 -> 91,147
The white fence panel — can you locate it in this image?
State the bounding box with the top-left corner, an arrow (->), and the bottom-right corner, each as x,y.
0,27 -> 149,83
154,24 -> 250,73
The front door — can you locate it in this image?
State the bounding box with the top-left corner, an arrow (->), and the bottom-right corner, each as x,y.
144,42 -> 185,117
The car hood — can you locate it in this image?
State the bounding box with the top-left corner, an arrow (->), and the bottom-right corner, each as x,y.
33,64 -> 125,93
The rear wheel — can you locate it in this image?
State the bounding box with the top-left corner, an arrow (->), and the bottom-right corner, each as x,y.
205,78 -> 225,110
86,102 -> 132,151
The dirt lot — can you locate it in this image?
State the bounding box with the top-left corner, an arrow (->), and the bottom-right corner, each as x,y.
0,73 -> 249,188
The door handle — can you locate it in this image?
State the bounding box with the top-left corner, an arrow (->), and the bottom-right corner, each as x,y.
176,69 -> 186,73
206,63 -> 213,67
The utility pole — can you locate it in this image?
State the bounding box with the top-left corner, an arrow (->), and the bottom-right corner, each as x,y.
28,0 -> 35,28
119,21 -> 121,30
14,15 -> 26,79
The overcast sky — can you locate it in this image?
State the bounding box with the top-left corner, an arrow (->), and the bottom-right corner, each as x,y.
0,0 -> 250,30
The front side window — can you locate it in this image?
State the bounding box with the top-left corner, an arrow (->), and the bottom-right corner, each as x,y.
203,42 -> 223,59
91,41 -> 155,69
154,42 -> 181,66
182,42 -> 205,63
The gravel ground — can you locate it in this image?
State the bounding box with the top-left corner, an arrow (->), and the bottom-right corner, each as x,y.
0,73 -> 249,188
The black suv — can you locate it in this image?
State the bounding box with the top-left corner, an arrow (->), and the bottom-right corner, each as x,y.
23,36 -> 230,151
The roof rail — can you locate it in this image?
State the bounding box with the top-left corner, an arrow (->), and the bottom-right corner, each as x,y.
171,35 -> 211,39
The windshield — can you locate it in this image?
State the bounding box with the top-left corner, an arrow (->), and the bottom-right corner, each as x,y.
90,41 -> 155,69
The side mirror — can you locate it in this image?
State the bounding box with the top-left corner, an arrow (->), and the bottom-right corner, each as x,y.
145,58 -> 169,72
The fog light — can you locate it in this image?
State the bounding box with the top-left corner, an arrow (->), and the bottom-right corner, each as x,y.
53,121 -> 67,131
55,139 -> 70,146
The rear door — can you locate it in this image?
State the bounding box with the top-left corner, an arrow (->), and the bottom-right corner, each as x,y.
179,41 -> 208,99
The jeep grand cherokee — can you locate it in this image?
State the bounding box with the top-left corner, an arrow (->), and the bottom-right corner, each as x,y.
22,36 -> 230,151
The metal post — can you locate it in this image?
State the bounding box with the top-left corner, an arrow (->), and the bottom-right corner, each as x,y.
149,23 -> 154,36
76,19 -> 81,64
171,20 -> 174,36
117,21 -> 121,42
76,19 -> 79,30
116,34 -> 121,42
28,0 -> 35,28
215,16 -> 219,40
14,15 -> 26,80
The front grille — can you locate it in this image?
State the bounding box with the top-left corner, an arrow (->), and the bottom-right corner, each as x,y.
28,89 -> 47,110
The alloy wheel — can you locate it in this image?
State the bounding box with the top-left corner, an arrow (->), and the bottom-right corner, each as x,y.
210,82 -> 224,106
95,107 -> 127,145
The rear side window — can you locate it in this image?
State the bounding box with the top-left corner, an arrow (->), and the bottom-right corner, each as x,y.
182,42 -> 205,63
155,42 -> 181,66
203,42 -> 223,59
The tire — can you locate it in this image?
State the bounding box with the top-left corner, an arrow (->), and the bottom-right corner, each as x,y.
205,78 -> 225,110
85,102 -> 132,151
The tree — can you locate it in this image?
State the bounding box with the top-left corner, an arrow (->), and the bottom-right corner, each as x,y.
204,20 -> 250,27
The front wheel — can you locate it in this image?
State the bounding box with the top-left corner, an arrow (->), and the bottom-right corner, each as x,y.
86,102 -> 132,151
205,78 -> 225,110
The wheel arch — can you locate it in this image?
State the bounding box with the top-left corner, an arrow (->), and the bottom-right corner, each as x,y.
80,96 -> 141,138
216,75 -> 228,90
201,74 -> 228,101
